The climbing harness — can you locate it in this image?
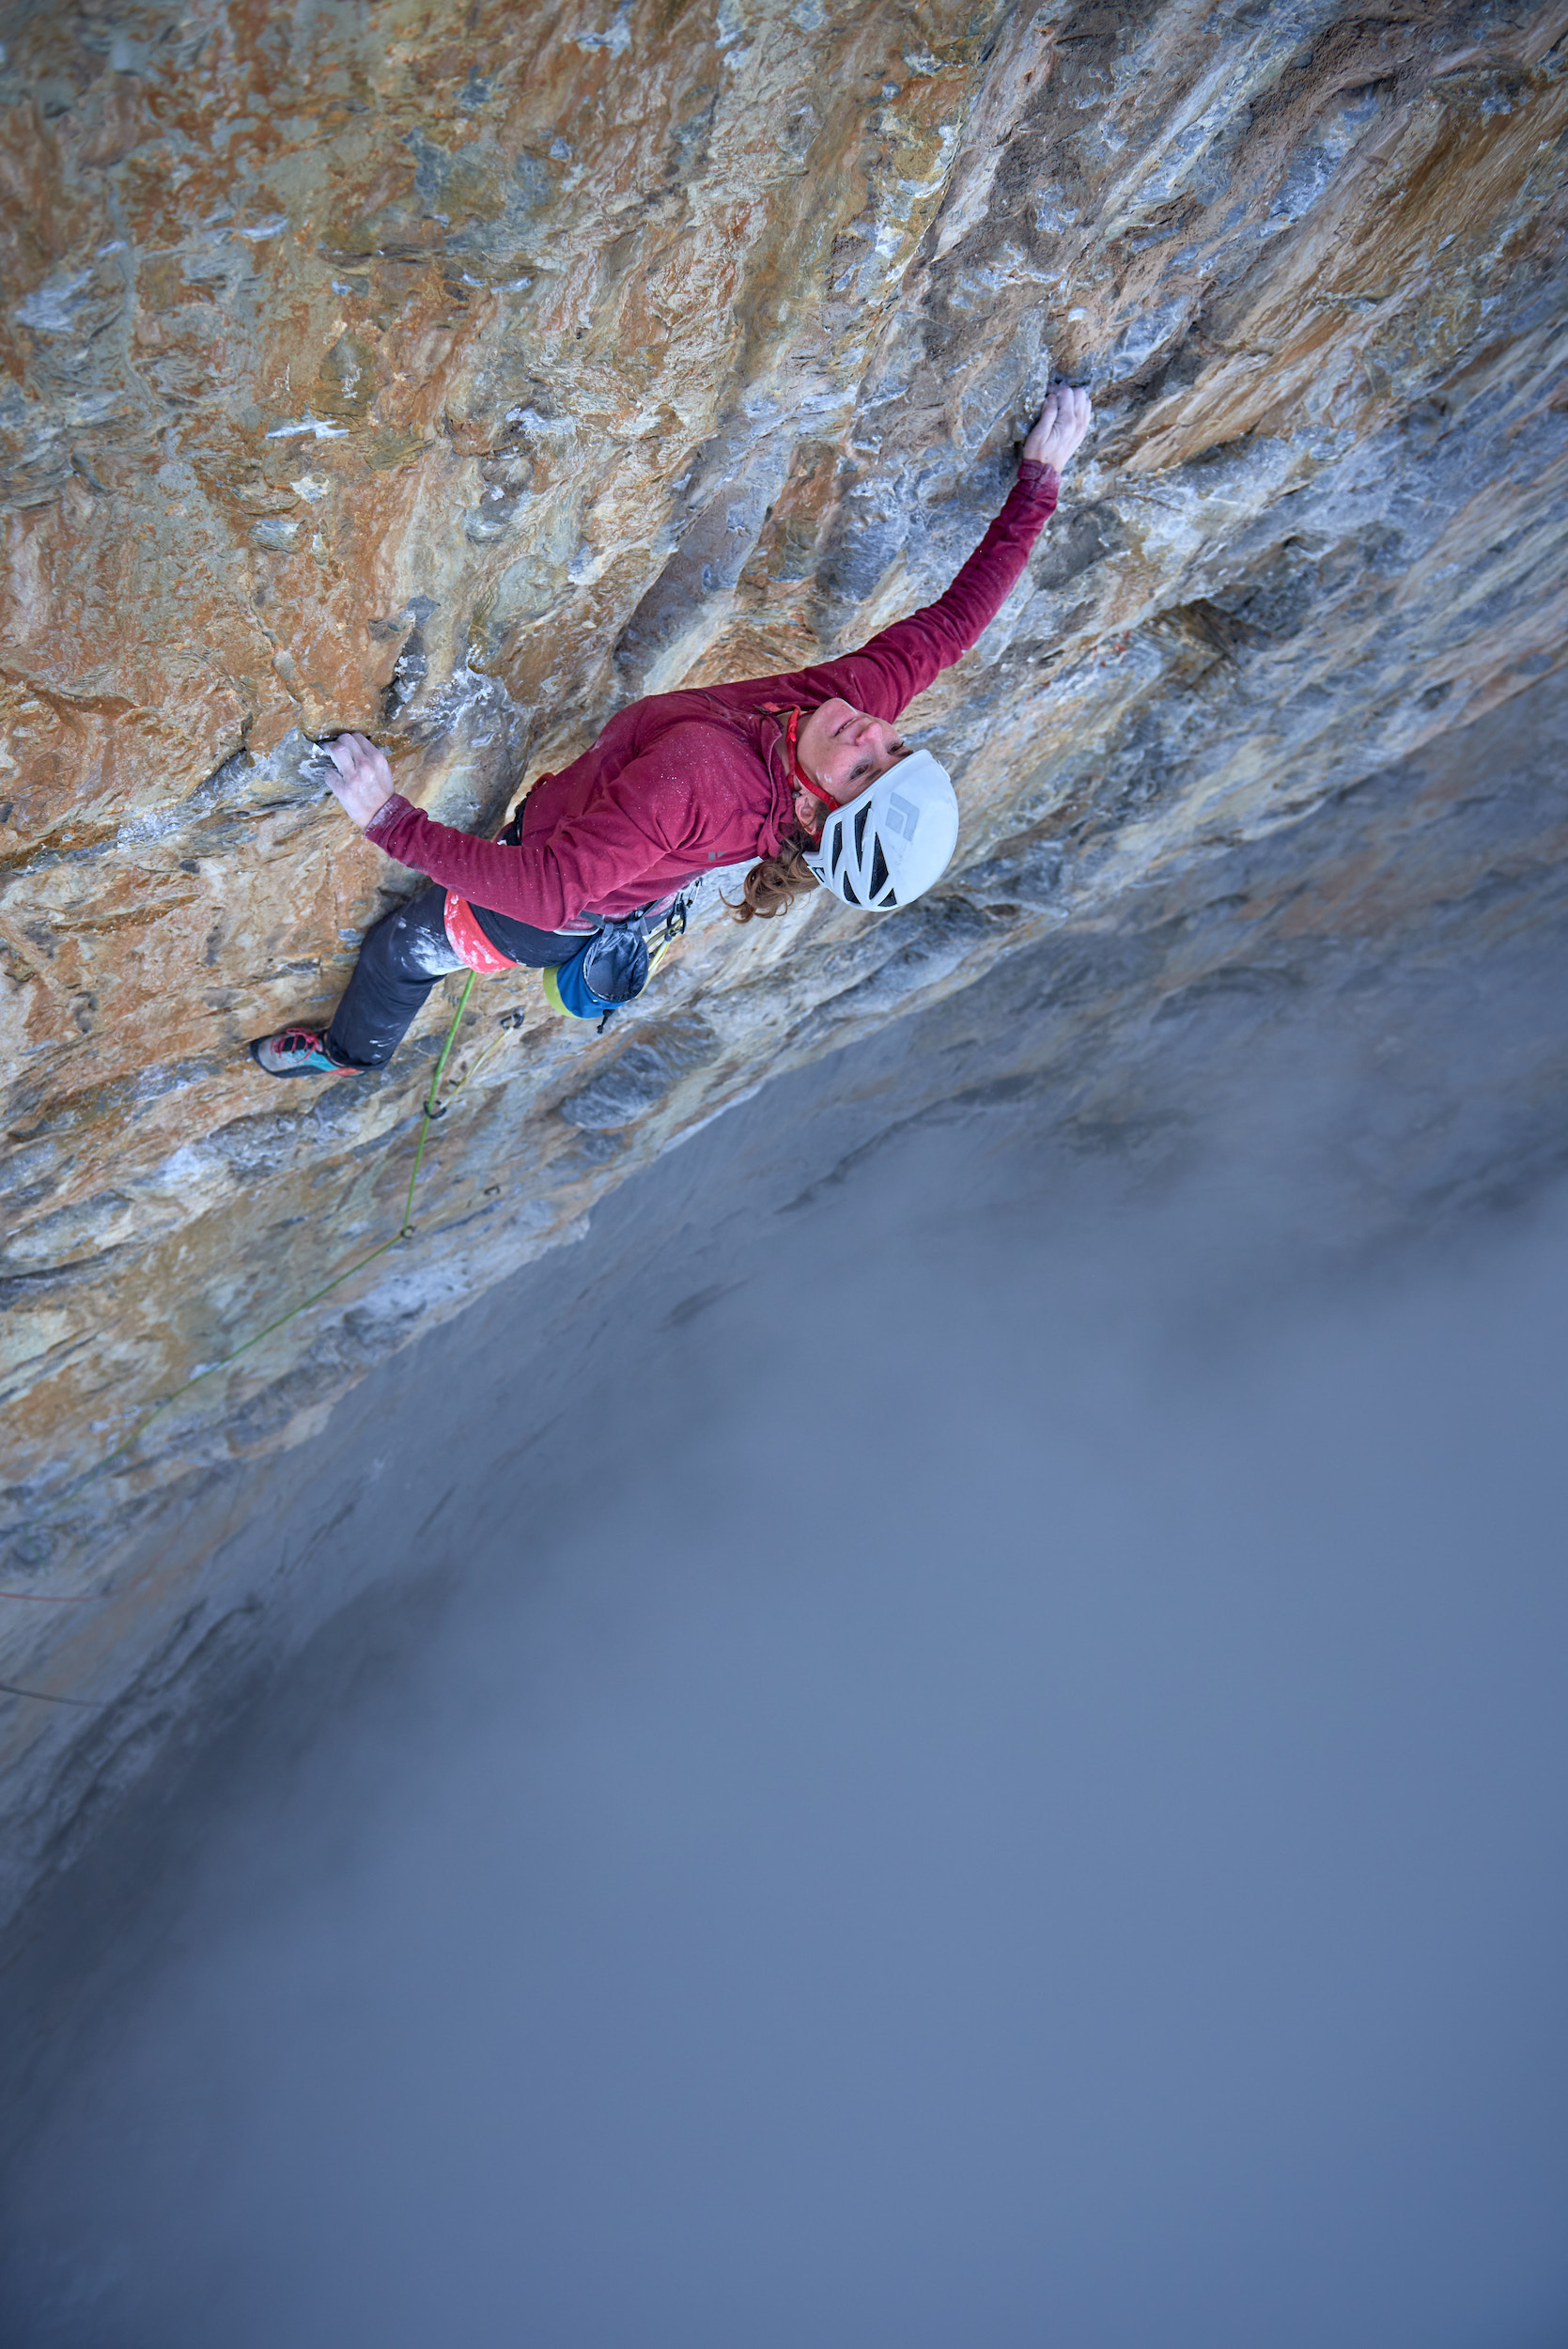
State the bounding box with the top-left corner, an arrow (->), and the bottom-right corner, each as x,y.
442,891 -> 516,976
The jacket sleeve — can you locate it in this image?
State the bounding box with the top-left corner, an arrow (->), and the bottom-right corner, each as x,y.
364,739 -> 706,925
718,459 -> 1060,723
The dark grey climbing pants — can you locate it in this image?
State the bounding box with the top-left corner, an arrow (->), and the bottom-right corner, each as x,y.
326,887 -> 572,1069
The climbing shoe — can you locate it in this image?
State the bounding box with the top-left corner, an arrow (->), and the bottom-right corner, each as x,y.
249,1025 -> 353,1078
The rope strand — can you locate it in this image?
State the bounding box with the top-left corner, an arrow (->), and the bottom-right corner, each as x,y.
0,1679 -> 110,1709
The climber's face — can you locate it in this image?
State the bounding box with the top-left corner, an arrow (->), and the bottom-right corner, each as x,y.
796,699 -> 908,822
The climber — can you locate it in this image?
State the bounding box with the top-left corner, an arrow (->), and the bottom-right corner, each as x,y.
250,383 -> 1094,1077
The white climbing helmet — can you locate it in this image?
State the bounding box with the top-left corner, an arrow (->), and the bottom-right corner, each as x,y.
802,748 -> 959,910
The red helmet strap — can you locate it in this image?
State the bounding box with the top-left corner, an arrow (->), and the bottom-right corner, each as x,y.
785,708 -> 840,819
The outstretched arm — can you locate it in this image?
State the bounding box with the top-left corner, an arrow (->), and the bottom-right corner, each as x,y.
719,384 -> 1094,724
892,381 -> 1094,677
320,731 -> 691,928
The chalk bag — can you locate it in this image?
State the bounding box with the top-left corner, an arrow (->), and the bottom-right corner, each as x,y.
542,915 -> 650,1031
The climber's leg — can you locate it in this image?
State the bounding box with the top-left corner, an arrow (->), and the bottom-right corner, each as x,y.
250,887 -> 464,1076
324,886 -> 465,1068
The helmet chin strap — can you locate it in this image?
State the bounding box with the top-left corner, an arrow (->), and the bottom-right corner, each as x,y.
786,708 -> 841,821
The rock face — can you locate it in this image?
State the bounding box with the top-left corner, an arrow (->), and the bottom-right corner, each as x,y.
3,6 -> 1566,1639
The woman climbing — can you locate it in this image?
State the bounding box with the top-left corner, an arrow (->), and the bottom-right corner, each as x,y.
250,383 -> 1094,1077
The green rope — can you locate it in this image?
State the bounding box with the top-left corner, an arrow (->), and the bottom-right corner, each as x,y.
10,972 -> 479,1560
398,968 -> 475,1223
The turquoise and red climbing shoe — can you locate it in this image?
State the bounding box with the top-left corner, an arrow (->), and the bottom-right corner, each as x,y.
249,1025 -> 353,1078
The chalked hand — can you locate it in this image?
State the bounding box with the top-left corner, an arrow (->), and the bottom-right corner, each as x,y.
1024,384 -> 1094,474
322,732 -> 396,831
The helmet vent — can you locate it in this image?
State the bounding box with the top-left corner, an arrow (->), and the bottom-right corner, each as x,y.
811,747 -> 955,911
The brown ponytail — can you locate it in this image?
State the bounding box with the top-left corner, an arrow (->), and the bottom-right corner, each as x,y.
727,826 -> 822,923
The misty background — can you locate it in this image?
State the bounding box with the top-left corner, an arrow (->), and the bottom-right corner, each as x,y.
2,677 -> 1567,2345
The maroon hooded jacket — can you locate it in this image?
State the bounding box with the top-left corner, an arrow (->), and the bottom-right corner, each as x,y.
364,459 -> 1060,929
